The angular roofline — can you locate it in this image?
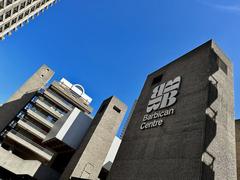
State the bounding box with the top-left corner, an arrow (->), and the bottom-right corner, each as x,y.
148,39 -> 232,77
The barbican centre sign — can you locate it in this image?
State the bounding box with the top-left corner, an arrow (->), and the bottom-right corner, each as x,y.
140,76 -> 182,130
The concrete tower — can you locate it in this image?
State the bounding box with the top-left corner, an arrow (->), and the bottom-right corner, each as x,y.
60,96 -> 127,180
0,0 -> 58,40
108,40 -> 236,180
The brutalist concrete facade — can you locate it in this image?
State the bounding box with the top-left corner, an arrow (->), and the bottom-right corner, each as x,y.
0,64 -> 97,179
60,96 -> 127,180
108,40 -> 236,180
0,64 -> 54,133
0,0 -> 58,40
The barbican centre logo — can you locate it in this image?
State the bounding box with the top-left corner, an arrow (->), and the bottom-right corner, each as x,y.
140,76 -> 182,130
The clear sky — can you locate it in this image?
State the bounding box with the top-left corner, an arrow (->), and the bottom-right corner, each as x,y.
0,0 -> 239,137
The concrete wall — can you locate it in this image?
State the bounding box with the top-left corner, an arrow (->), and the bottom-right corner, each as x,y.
0,147 -> 41,176
60,96 -> 127,180
62,112 -> 92,149
102,136 -> 122,171
0,65 -> 55,177
202,41 -> 236,180
108,40 -> 236,180
0,64 -> 54,133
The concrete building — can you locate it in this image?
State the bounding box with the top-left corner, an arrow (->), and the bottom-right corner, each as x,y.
0,65 -> 127,180
236,120 -> 240,179
108,40 -> 236,180
0,65 -> 93,179
98,101 -> 137,180
0,0 -> 57,40
60,96 -> 127,180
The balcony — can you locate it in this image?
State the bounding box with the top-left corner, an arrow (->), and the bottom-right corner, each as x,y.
50,81 -> 93,114
5,130 -> 54,162
43,89 -> 73,112
35,98 -> 64,119
27,108 -> 54,129
17,118 -> 47,140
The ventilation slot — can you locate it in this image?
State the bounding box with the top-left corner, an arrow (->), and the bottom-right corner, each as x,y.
113,106 -> 121,113
151,74 -> 163,86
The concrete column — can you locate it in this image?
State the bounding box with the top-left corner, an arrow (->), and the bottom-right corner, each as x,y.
60,96 -> 127,180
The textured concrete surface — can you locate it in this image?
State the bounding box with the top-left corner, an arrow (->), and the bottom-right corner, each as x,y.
108,40 -> 236,180
0,65 -> 57,178
235,120 -> 240,180
60,96 -> 127,180
0,147 -> 41,176
0,64 -> 54,133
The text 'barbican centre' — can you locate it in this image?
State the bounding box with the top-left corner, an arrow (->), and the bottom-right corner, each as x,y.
0,40 -> 240,180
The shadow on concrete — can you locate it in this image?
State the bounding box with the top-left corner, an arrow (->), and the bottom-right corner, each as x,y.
0,166 -> 34,180
201,52 -> 219,180
0,91 -> 37,134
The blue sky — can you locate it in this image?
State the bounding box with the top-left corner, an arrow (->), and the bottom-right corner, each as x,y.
0,0 -> 240,136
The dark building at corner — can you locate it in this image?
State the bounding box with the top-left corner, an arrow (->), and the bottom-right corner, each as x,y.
108,40 -> 236,180
235,120 -> 240,179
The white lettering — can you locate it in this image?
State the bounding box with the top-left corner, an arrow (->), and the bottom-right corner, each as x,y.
147,76 -> 181,113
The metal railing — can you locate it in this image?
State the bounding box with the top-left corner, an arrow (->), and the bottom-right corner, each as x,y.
46,89 -> 74,110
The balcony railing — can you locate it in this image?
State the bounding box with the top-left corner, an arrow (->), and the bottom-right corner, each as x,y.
20,117 -> 47,135
7,130 -> 54,161
36,97 -> 65,118
27,108 -> 54,128
31,107 -> 49,120
51,81 -> 93,114
44,89 -> 73,112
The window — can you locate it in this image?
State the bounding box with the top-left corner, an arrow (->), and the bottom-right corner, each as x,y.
11,18 -> 17,25
27,0 -> 31,5
18,14 -> 23,20
41,0 -> 46,5
6,0 -> 12,6
20,2 -> 26,10
36,3 -> 40,8
0,27 -> 2,33
0,14 -> 3,22
24,103 -> 33,110
25,9 -> 29,16
113,106 -> 121,113
5,10 -> 11,19
13,6 -> 19,14
30,6 -> 35,12
151,74 -> 163,86
0,1 -> 4,9
4,22 -> 10,30
46,116 -> 55,124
